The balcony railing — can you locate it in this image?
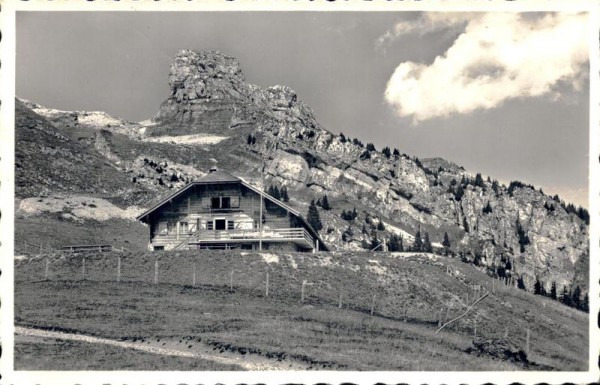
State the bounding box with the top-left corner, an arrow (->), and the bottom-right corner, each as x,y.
160,227 -> 315,250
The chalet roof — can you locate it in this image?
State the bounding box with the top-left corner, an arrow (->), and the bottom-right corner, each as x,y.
196,170 -> 241,184
135,171 -> 329,251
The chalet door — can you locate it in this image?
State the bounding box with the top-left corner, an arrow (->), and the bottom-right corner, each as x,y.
215,219 -> 226,230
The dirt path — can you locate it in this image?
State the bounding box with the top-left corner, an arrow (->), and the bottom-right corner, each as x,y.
15,326 -> 306,370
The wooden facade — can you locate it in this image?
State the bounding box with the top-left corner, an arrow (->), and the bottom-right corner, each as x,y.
136,170 -> 327,252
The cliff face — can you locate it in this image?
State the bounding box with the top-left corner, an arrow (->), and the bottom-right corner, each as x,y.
15,49 -> 589,292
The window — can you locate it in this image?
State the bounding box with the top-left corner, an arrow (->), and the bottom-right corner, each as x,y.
221,197 -> 231,209
167,221 -> 176,234
210,196 -> 237,209
158,222 -> 168,235
154,246 -> 165,251
215,219 -> 226,230
227,220 -> 235,230
180,222 -> 188,234
206,221 -> 214,230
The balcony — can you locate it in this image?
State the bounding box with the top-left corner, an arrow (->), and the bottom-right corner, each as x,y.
153,227 -> 316,251
193,228 -> 315,249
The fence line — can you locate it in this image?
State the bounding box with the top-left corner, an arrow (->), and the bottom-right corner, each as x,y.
15,252 -> 543,350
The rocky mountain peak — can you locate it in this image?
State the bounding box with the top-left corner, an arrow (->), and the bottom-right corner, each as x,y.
167,49 -> 246,102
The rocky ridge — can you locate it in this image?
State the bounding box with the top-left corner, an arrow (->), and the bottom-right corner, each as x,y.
15,49 -> 590,293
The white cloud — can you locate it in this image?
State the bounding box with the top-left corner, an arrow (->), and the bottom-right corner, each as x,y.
382,13 -> 589,123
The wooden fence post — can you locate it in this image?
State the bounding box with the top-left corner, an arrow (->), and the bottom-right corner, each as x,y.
45,258 -> 49,280
526,328 -> 530,356
117,257 -> 121,283
154,260 -> 159,285
265,270 -> 269,297
301,280 -> 306,303
230,270 -> 234,292
192,264 -> 196,288
338,291 -> 343,309
370,293 -> 376,316
82,258 -> 86,280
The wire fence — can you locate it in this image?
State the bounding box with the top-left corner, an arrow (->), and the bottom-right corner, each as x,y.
15,249 -> 544,357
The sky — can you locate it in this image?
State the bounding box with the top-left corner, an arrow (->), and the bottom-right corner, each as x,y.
16,11 -> 591,207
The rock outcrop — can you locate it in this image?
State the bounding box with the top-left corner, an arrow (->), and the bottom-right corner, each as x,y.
15,49 -> 590,293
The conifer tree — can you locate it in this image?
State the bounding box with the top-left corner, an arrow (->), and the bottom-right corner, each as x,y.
454,184 -> 465,201
533,278 -> 542,295
482,201 -> 493,214
423,231 -> 433,253
281,186 -> 289,202
387,234 -> 404,252
582,293 -> 589,312
442,232 -> 451,255
572,286 -> 582,310
517,276 -> 526,291
560,285 -> 571,306
382,147 -> 391,158
393,148 -> 400,159
321,194 -> 331,210
474,173 -> 485,188
377,221 -> 385,231
550,281 -> 557,300
412,228 -> 423,252
306,199 -> 323,231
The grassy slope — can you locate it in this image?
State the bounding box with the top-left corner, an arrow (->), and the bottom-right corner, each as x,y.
14,250 -> 588,371
14,214 -> 149,253
15,338 -> 241,371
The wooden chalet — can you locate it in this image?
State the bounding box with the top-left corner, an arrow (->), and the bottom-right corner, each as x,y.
136,169 -> 328,252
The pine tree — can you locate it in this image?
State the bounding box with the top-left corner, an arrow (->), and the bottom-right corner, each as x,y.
517,276 -> 526,291
366,143 -> 376,152
382,147 -> 391,158
387,234 -> 404,252
482,201 -> 493,214
247,134 -> 253,145
491,179 -> 500,196
306,199 -> 323,231
423,231 -> 433,253
533,278 -> 542,295
582,293 -> 589,312
377,221 -> 385,231
412,228 -> 423,252
321,194 -> 331,210
339,132 -> 347,143
550,281 -> 557,300
442,232 -> 451,255
474,173 -> 485,188
572,286 -> 582,310
393,148 -> 400,159
454,184 -> 465,201
342,226 -> 354,242
560,285 -> 571,306
281,187 -> 289,202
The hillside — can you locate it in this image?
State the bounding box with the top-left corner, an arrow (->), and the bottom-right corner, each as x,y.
15,49 -> 589,294
14,250 -> 588,370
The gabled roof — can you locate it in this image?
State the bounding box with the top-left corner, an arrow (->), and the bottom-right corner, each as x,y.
135,170 -> 329,251
196,169 -> 241,184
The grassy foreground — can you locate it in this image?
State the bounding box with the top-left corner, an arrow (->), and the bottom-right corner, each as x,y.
14,250 -> 588,371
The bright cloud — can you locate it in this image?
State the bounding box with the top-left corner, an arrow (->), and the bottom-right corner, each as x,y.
382,13 -> 589,123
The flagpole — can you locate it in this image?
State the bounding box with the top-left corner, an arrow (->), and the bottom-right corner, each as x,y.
259,155 -> 264,251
